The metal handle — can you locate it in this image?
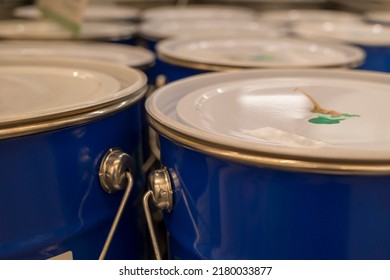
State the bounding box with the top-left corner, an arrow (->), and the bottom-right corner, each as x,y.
155,74 -> 167,89
143,84 -> 161,170
143,167 -> 173,260
98,148 -> 135,260
149,127 -> 161,161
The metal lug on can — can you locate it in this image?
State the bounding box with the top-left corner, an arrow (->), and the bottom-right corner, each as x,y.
99,148 -> 135,194
148,167 -> 173,211
143,166 -> 173,260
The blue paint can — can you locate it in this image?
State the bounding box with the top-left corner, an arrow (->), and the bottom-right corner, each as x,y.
146,69 -> 390,259
0,57 -> 148,260
156,36 -> 365,82
292,20 -> 390,72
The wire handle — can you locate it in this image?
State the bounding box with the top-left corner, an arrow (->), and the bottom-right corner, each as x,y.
100,172 -> 133,260
98,148 -> 135,260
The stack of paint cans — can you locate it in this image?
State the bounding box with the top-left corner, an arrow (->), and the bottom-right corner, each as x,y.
0,2 -> 156,260
3,1 -> 390,262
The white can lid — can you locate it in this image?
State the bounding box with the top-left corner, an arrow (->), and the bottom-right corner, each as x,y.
13,4 -> 140,21
0,20 -> 138,40
140,18 -> 284,40
0,41 -> 154,67
258,9 -> 361,23
331,0 -> 390,12
147,69 -> 390,163
0,57 -> 146,126
292,20 -> 390,46
157,37 -> 364,69
141,5 -> 255,21
209,0 -> 326,2
365,10 -> 390,25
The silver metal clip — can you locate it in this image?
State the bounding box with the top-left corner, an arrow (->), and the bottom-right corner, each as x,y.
143,166 -> 173,260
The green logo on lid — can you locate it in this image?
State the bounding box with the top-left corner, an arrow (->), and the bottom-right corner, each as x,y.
308,113 -> 360,125
294,87 -> 360,125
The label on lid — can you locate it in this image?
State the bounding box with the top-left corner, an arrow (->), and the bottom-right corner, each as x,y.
37,0 -> 89,35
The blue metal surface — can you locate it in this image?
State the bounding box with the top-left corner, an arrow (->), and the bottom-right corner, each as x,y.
159,136 -> 390,260
0,103 -> 147,260
107,37 -> 137,45
158,59 -> 206,83
141,38 -> 158,53
356,45 -> 390,72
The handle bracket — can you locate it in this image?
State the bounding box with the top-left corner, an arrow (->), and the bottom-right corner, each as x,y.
143,166 -> 173,260
99,148 -> 134,194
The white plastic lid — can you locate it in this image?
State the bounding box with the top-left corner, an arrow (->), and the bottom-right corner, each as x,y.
141,5 -> 255,21
157,37 -> 364,68
209,0 -> 326,2
0,20 -> 138,40
147,69 -> 390,161
292,20 -> 390,46
0,41 -> 154,67
0,57 -> 146,125
365,11 -> 390,25
258,9 -> 361,23
331,0 -> 390,12
13,4 -> 140,21
140,18 -> 284,40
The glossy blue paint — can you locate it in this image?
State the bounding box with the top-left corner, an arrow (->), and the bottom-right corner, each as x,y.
106,37 -> 137,45
357,45 -> 390,72
139,38 -> 158,53
159,136 -> 390,260
137,38 -> 167,85
0,103 -> 147,260
158,59 -> 207,83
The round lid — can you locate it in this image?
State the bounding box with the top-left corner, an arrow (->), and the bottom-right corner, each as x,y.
258,9 -> 361,23
0,57 -> 146,134
140,18 -> 284,40
157,37 -> 365,69
331,0 -> 390,12
141,5 -> 255,21
13,4 -> 140,21
365,10 -> 390,25
147,69 -> 390,170
0,20 -> 138,40
0,41 -> 155,67
208,0 -> 326,2
292,20 -> 390,46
